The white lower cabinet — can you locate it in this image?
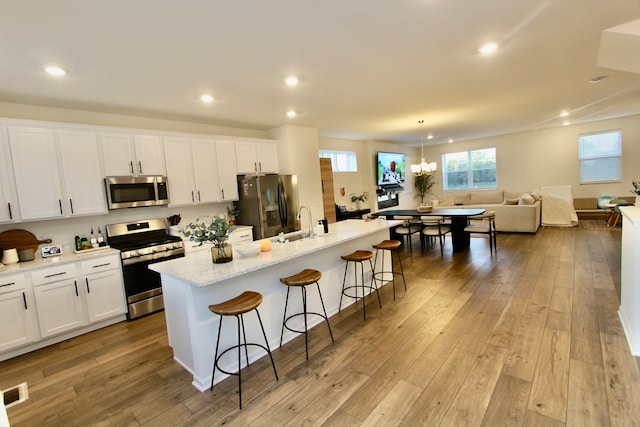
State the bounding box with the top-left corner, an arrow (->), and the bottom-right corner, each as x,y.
0,253 -> 126,359
0,273 -> 38,352
33,277 -> 85,338
80,255 -> 126,323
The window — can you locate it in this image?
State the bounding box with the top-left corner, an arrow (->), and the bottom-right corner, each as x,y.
442,148 -> 496,190
578,130 -> 621,183
319,150 -> 358,172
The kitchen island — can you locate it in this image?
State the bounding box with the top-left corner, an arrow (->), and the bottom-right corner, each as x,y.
619,206 -> 640,356
150,219 -> 397,391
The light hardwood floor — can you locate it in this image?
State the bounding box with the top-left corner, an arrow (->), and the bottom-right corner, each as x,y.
3,223 -> 640,426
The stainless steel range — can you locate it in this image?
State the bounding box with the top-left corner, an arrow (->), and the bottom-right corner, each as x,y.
106,218 -> 184,319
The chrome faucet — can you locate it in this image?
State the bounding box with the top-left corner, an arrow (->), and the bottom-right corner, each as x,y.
297,205 -> 314,238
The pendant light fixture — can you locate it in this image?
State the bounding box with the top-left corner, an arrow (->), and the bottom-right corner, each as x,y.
410,120 -> 437,176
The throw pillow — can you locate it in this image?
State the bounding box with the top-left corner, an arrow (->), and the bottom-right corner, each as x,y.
519,194 -> 535,205
503,198 -> 519,205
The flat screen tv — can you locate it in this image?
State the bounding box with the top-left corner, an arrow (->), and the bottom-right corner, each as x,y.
376,151 -> 406,189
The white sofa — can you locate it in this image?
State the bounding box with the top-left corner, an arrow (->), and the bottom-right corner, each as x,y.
435,189 -> 541,233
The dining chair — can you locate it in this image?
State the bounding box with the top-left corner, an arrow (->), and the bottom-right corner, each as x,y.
420,216 -> 451,255
463,211 -> 497,255
393,215 -> 422,253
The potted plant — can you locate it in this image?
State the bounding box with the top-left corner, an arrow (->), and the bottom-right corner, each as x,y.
350,192 -> 368,210
226,203 -> 240,225
630,181 -> 640,205
181,215 -> 237,263
413,172 -> 436,207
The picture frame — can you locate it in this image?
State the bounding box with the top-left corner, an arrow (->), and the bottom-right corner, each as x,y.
42,245 -> 62,257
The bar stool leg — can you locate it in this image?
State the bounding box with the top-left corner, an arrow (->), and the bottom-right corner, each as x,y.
211,315 -> 224,391
236,315 -> 243,409
368,258 -> 382,308
254,309 -> 278,381
279,287 -> 292,347
302,285 -> 309,360
395,249 -> 407,292
315,281 -> 334,342
339,261 -> 349,313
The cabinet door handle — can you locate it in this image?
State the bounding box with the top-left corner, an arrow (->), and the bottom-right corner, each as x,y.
44,271 -> 67,278
7,202 -> 12,220
22,292 -> 27,310
74,280 -> 79,296
59,199 -> 63,215
92,263 -> 111,268
197,190 -> 201,202
70,198 -> 74,214
129,161 -> 134,175
258,161 -> 262,172
254,162 -> 257,172
85,278 -> 90,294
191,191 -> 195,202
221,189 -> 225,199
0,282 -> 15,288
138,160 -> 143,175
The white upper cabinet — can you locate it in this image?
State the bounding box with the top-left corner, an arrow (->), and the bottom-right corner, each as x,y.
163,136 -> 221,206
57,130 -> 108,217
235,139 -> 279,174
0,129 -> 18,223
191,138 -> 221,204
133,135 -> 165,175
215,139 -> 239,201
163,136 -> 196,206
7,127 -> 65,220
101,133 -> 165,176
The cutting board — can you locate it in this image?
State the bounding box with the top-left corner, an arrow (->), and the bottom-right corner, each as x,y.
0,229 -> 53,252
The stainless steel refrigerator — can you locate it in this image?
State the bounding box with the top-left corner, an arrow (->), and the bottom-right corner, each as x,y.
236,174 -> 301,240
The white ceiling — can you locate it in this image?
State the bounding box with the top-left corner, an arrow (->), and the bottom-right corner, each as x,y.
2,0 -> 640,146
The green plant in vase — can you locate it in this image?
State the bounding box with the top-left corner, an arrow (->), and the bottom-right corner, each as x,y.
350,192 -> 368,209
181,216 -> 237,263
413,172 -> 436,206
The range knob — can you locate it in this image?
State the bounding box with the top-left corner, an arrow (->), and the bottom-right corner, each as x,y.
165,243 -> 174,250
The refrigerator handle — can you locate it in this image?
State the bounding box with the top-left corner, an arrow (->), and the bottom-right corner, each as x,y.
278,181 -> 288,230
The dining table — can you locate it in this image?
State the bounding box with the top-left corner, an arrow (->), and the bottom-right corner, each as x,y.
373,208 -> 486,253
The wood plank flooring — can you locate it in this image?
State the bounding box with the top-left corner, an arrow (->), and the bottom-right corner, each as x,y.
3,223 -> 640,426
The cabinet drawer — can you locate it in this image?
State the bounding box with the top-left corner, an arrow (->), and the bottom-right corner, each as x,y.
79,254 -> 120,275
31,264 -> 77,286
229,227 -> 253,245
0,273 -> 28,293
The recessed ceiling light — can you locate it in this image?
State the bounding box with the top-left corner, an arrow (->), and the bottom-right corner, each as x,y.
448,138 -> 453,143
427,135 -> 433,140
563,121 -> 571,126
285,76 -> 299,86
589,76 -> 608,83
479,42 -> 498,55
200,94 -> 214,103
286,110 -> 297,118
560,111 -> 569,117
45,66 -> 66,76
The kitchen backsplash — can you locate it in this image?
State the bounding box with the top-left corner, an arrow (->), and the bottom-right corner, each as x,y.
0,203 -> 229,256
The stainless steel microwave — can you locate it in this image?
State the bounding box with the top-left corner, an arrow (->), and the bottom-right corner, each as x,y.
105,176 -> 170,209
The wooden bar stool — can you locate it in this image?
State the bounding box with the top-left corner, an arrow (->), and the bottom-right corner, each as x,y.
372,240 -> 406,300
279,269 -> 334,360
339,250 -> 381,319
209,291 -> 278,409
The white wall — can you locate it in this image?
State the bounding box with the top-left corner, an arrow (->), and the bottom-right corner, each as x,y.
423,114 -> 640,199
319,137 -> 421,212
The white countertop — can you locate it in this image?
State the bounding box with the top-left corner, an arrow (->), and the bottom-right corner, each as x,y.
150,219 -> 398,288
0,247 -> 120,276
620,206 -> 640,228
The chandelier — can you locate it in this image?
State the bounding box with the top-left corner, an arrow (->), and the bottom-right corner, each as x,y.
410,120 -> 437,176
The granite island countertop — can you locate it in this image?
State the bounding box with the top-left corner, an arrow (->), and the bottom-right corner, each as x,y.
150,218 -> 398,288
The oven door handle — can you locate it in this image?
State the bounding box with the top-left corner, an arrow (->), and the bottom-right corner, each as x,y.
122,250 -> 185,266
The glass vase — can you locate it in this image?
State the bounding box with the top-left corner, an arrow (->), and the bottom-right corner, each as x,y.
211,242 -> 233,264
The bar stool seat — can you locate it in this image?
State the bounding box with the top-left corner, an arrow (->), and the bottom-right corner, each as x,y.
209,291 -> 278,409
279,269 -> 334,360
339,250 -> 381,319
372,240 -> 406,300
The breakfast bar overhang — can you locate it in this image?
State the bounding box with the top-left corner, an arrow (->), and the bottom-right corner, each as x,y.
150,219 -> 396,391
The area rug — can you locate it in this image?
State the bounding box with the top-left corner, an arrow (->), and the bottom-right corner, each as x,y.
578,219 -> 621,231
